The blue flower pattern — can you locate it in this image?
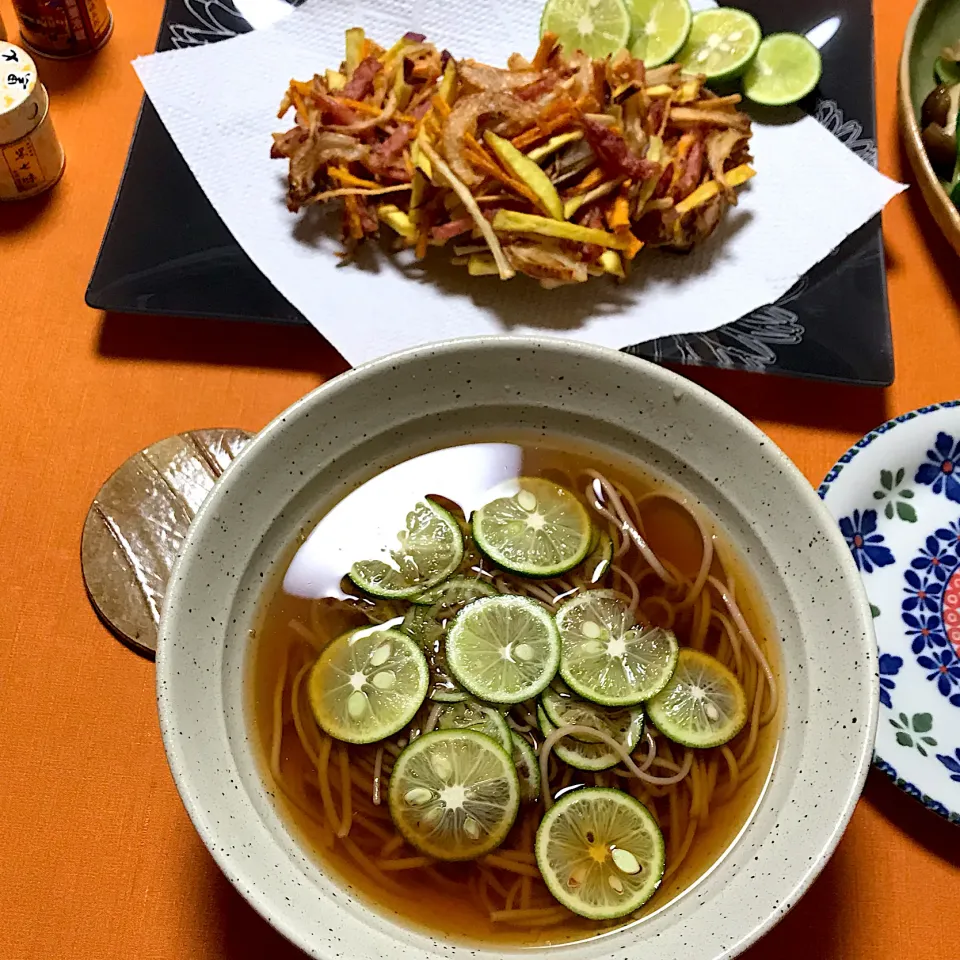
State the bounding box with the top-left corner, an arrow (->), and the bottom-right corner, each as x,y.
878,653 -> 903,709
910,535 -> 958,582
838,509 -> 895,573
901,525 -> 960,708
915,432 -> 960,503
820,406 -> 960,826
937,749 -> 960,784
902,568 -> 941,613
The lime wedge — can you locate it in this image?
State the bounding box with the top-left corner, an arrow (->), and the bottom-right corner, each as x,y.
511,731 -> 542,802
556,590 -> 679,706
472,478 -> 592,578
308,627 -> 428,744
677,7 -> 761,82
742,32 -> 822,106
540,0 -> 633,59
389,730 -> 520,860
349,499 -> 464,599
629,0 -> 692,68
536,787 -> 665,919
447,595 -> 561,703
541,681 -> 644,748
433,697 -> 513,752
646,648 -> 747,748
538,704 -> 620,771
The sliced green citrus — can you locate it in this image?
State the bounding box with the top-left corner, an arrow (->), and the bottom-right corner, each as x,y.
677,7 -> 761,82
389,730 -> 520,860
401,604 -> 463,701
403,578 -> 497,701
411,576 -> 498,606
541,682 -> 644,748
536,787 -> 665,919
349,499 -> 463,599
556,590 -> 679,706
538,704 -> 620,771
742,32 -> 822,107
308,626 -> 428,744
447,595 -> 561,703
541,0 -> 633,59
646,648 -> 746,748
433,698 -> 512,751
472,478 -> 592,578
581,529 -> 613,584
629,0 -> 692,68
511,731 -> 541,802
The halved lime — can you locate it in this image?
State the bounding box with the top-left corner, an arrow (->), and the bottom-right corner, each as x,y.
411,576 -> 498,607
447,595 -> 561,703
556,590 -> 679,706
742,32 -> 822,107
677,7 -> 761,82
308,626 -> 428,744
646,648 -> 747,748
389,730 -> 520,860
541,682 -> 644,748
349,500 -> 464,599
541,0 -> 633,59
511,731 -> 542,802
538,704 -> 620,771
434,698 -> 512,752
581,530 -> 613,584
472,478 -> 592,578
629,0 -> 692,68
536,787 -> 665,919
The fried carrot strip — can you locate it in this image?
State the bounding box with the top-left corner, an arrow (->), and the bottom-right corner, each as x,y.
431,95 -> 452,118
328,167 -> 381,189
531,32 -> 559,71
462,137 -> 542,207
511,127 -> 546,150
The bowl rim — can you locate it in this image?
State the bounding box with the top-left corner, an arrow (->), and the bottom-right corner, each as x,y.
899,0 -> 960,244
157,335 -> 879,960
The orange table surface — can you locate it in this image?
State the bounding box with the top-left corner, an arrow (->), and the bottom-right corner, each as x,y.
1,1 -> 958,957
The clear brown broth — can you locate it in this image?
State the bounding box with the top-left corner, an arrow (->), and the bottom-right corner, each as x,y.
250,440 -> 781,946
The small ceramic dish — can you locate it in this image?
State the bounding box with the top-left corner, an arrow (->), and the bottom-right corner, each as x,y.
820,401 -> 960,825
157,337 -> 879,959
900,0 -> 960,255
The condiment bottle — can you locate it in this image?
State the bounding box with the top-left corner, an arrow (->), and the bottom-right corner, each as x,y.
0,41 -> 65,200
12,0 -> 113,59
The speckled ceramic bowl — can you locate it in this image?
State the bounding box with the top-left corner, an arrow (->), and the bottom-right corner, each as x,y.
157,337 -> 878,960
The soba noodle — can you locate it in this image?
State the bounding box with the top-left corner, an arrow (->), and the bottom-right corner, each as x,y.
255,454 -> 781,944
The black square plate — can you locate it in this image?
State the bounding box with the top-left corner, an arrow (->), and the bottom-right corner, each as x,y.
87,0 -> 892,385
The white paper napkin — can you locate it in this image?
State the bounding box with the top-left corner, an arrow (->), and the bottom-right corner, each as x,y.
134,0 -> 904,364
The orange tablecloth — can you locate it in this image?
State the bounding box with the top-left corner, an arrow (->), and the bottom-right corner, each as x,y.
1,1 -> 957,957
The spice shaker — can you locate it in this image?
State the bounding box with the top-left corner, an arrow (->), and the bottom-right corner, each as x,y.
12,0 -> 113,59
0,41 -> 65,200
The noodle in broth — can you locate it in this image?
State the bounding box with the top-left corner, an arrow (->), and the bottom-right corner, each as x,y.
251,442 -> 781,946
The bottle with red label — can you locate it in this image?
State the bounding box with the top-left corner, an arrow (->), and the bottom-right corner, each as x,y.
12,0 -> 113,59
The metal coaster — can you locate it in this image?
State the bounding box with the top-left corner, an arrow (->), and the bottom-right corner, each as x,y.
81,428 -> 252,656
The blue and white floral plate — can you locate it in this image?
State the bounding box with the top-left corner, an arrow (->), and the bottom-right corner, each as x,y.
820,402 -> 960,824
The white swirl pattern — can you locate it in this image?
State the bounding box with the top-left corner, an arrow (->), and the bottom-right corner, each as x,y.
163,3 -> 879,372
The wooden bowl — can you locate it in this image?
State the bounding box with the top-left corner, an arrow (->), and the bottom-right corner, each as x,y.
900,0 -> 960,254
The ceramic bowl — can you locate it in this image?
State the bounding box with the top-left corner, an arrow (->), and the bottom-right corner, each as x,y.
900,0 -> 960,255
157,337 -> 878,960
